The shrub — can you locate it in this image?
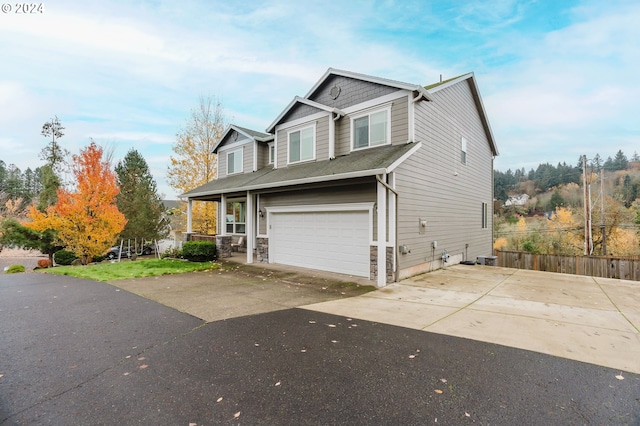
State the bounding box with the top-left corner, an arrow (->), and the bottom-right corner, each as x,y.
182,241 -> 217,262
37,259 -> 51,269
54,250 -> 78,266
92,255 -> 106,263
5,264 -> 25,274
160,247 -> 183,259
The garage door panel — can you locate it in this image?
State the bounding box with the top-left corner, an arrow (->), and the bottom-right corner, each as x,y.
270,210 -> 370,277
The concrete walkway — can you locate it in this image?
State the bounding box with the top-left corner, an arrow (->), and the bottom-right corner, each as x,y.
304,264 -> 640,374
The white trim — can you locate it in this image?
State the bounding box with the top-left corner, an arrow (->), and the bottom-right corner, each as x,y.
377,177 -> 387,287
274,111 -> 327,133
267,142 -> 275,165
341,90 -> 407,115
246,191 -> 254,263
226,148 -> 244,175
218,139 -> 251,152
386,142 -> 422,173
253,140 -> 258,172
408,95 -> 415,142
350,105 -> 392,152
273,130 -> 278,169
266,202 -> 374,214
266,202 -> 375,244
287,123 -> 316,165
304,68 -> 433,102
426,72 -> 474,94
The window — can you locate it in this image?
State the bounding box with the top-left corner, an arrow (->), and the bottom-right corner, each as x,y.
227,149 -> 243,174
268,143 -> 275,164
226,201 -> 246,234
481,202 -> 488,229
461,137 -> 467,165
288,126 -> 314,163
352,108 -> 389,150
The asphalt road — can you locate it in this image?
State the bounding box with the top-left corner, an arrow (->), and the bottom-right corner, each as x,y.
1,273 -> 639,425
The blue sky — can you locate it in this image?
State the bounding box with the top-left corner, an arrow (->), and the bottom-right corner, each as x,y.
1,0 -> 638,198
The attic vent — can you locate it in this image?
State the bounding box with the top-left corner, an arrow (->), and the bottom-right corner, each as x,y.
329,85 -> 341,100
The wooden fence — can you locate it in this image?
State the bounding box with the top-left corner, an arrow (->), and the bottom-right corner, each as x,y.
495,250 -> 640,281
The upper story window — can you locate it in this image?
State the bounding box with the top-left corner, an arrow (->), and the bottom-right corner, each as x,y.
288,125 -> 315,164
268,142 -> 275,164
351,107 -> 390,150
461,137 -> 467,165
227,148 -> 243,175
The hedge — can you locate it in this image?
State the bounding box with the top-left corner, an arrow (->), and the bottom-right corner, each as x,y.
182,241 -> 217,262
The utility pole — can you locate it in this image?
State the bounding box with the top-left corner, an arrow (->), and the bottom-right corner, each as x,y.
600,168 -> 606,255
583,155 -> 592,255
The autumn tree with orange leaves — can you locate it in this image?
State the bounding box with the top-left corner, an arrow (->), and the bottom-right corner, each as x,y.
26,141 -> 126,264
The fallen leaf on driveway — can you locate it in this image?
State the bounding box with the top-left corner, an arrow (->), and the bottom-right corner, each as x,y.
616,373 -> 624,380
434,389 -> 443,394
309,320 -> 316,324
408,355 -> 415,359
216,397 -> 223,403
139,364 -> 148,369
234,411 -> 241,418
327,324 -> 336,328
465,412 -> 471,417
275,381 -> 281,386
137,357 -> 145,361
440,378 -> 447,383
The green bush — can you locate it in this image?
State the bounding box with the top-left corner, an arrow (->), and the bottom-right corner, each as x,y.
160,247 -> 183,259
54,250 -> 78,266
92,255 -> 106,263
5,264 -> 25,274
182,241 -> 217,262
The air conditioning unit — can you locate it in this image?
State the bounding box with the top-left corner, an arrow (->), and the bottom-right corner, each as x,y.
477,256 -> 497,266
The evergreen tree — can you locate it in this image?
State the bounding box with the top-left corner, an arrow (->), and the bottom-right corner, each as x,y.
40,116 -> 69,175
37,165 -> 60,211
613,149 -> 628,170
115,149 -> 166,242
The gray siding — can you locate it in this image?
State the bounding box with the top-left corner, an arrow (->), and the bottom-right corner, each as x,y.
394,79 -> 494,274
309,75 -> 398,110
333,96 -> 409,156
219,143 -> 253,178
257,142 -> 269,169
275,117 -> 330,165
257,182 -> 376,235
282,103 -> 322,123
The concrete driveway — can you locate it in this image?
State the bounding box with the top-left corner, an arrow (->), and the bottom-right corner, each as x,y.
305,264 -> 640,374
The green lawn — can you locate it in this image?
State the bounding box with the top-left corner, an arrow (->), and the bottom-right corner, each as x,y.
41,258 -> 220,282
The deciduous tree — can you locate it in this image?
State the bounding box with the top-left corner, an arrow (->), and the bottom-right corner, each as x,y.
167,96 -> 225,234
26,141 -> 126,264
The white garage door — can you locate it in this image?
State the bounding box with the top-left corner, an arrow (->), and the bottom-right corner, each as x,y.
269,209 -> 370,277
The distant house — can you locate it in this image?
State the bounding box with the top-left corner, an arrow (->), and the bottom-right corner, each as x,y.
505,194 -> 530,207
182,68 -> 498,287
161,200 -> 186,240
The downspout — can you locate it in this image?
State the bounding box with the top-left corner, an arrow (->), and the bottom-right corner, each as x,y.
329,111 -> 342,160
376,175 -> 399,283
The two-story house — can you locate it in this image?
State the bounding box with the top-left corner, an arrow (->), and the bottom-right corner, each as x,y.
182,68 -> 498,287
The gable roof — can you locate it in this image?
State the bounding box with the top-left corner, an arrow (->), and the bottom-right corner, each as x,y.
266,68 -> 435,134
213,124 -> 274,153
266,96 -> 347,133
182,142 -> 422,199
425,72 -> 499,156
305,68 -> 435,101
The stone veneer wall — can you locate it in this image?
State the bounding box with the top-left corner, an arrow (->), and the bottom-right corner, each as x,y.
216,235 -> 232,259
256,237 -> 269,263
370,246 -> 394,283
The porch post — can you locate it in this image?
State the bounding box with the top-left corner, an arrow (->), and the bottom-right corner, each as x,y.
246,191 -> 254,263
388,173 -> 396,279
220,194 -> 226,236
186,198 -> 193,233
377,175 -> 387,287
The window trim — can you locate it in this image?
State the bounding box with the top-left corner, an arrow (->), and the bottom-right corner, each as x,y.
287,123 -> 316,165
350,105 -> 392,152
482,202 -> 488,229
268,142 -> 275,165
226,199 -> 246,235
226,148 -> 243,175
461,137 -> 467,165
